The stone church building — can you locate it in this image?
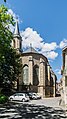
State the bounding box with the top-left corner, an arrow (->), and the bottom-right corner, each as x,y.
11,21 -> 57,98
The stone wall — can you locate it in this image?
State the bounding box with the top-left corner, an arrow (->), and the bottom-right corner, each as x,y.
19,53 -> 56,98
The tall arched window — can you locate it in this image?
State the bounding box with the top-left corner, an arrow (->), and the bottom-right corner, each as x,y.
13,40 -> 15,48
33,65 -> 39,86
50,77 -> 54,96
23,65 -> 28,85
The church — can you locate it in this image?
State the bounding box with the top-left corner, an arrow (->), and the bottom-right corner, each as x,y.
11,21 -> 57,98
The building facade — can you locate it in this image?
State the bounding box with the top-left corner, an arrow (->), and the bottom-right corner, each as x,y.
61,46 -> 67,104
12,21 -> 57,98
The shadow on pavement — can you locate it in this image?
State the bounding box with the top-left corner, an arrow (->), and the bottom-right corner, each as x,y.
0,102 -> 67,119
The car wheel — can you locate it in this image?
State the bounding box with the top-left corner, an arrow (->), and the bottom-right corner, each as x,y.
22,98 -> 25,102
10,98 -> 13,101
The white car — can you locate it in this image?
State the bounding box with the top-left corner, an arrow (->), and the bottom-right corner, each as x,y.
29,92 -> 41,99
32,93 -> 41,99
9,93 -> 29,102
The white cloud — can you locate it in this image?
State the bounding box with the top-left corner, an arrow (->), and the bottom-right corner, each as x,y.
8,24 -> 14,33
59,39 -> 67,49
7,9 -> 22,32
42,51 -> 58,60
7,9 -> 17,21
7,9 -> 16,32
20,27 -> 44,49
21,27 -> 58,60
58,70 -> 61,75
41,42 -> 58,52
8,9 -> 23,23
55,69 -> 61,75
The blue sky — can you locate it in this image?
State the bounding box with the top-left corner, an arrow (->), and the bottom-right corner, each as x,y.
0,0 -> 67,82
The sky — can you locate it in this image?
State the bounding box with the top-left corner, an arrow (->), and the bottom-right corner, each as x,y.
0,0 -> 67,82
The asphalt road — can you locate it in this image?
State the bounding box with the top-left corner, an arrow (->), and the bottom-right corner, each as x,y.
0,97 -> 67,119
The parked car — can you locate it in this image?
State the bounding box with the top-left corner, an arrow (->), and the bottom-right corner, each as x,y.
9,93 -> 30,102
27,92 -> 41,100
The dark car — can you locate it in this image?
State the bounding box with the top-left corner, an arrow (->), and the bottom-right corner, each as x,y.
27,92 -> 41,100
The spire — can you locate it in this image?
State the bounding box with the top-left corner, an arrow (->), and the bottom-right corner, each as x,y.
24,43 -> 38,53
13,19 -> 22,52
14,19 -> 20,37
30,43 -> 33,52
30,43 -> 32,48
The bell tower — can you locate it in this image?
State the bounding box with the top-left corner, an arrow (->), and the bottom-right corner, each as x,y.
12,20 -> 22,53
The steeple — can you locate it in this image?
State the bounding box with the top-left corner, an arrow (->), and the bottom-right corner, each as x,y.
12,19 -> 22,52
14,20 -> 20,38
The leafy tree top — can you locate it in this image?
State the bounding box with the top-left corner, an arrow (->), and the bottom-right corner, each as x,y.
0,5 -> 15,52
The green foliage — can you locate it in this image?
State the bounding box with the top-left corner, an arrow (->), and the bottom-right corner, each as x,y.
0,94 -> 8,104
0,48 -> 22,84
4,0 -> 6,2
0,5 -> 14,59
0,5 -> 22,90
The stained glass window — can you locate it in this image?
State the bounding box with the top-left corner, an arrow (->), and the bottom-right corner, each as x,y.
23,65 -> 28,85
33,65 -> 39,85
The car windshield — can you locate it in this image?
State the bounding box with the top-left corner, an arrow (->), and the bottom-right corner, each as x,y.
13,93 -> 24,96
29,93 -> 33,95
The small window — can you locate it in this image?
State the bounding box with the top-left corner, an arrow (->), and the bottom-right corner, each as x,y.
65,76 -> 67,86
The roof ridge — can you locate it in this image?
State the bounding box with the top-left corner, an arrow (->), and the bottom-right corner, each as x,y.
23,46 -> 38,53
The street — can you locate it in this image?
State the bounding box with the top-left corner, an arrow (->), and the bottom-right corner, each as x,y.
0,97 -> 67,119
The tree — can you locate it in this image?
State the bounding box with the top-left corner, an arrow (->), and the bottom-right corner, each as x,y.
0,5 -> 14,56
0,5 -> 22,91
0,48 -> 22,85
